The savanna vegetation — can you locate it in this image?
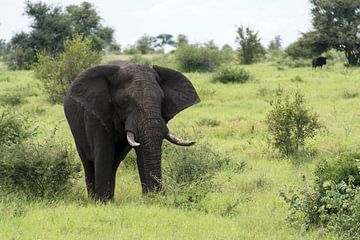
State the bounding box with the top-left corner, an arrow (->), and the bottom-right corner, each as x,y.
0,0 -> 359,239
1,50 -> 359,239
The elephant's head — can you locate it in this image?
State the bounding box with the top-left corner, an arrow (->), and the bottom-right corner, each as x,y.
69,63 -> 200,192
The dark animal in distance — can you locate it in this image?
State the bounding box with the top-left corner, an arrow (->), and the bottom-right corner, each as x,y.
312,57 -> 327,69
64,61 -> 200,201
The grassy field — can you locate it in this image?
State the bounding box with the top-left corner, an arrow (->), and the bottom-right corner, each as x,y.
1,55 -> 359,239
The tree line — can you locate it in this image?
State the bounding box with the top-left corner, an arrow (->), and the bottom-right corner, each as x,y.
0,0 -> 359,69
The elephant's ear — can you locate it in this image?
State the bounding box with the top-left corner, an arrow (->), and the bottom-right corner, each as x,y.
69,65 -> 120,131
153,65 -> 200,122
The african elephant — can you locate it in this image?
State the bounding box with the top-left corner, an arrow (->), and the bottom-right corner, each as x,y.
64,62 -> 200,201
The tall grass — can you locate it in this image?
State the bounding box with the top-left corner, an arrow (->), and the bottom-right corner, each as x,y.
0,55 -> 358,239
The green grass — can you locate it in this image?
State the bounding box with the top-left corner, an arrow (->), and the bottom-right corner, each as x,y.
1,56 -> 359,239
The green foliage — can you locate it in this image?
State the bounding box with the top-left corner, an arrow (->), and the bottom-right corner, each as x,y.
268,35 -> 282,51
0,39 -> 9,56
34,35 -> 101,103
235,26 -> 265,64
281,153 -> 360,239
285,32 -> 326,59
266,88 -> 322,157
6,1 -> 114,69
129,54 -> 151,66
309,0 -> 360,65
135,35 -> 156,54
174,44 -> 224,72
290,75 -> 304,83
123,45 -> 140,55
159,141 -> 231,210
196,118 -> 221,127
276,58 -> 311,68
175,34 -> 189,47
212,65 -> 250,84
155,34 -> 175,48
5,32 -> 36,70
0,109 -> 34,145
343,90 -> 359,99
0,136 -> 80,199
0,92 -> 26,106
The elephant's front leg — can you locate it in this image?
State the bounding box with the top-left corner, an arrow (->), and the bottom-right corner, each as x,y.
94,155 -> 116,202
92,138 -> 117,202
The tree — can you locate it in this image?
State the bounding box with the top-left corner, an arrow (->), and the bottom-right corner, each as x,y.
204,40 -> 218,50
0,39 -> 8,56
268,35 -> 282,51
285,31 -> 327,59
156,34 -> 175,49
221,44 -> 232,51
34,35 -> 101,103
310,0 -> 360,65
6,1 -> 116,69
235,26 -> 265,64
175,34 -> 189,47
135,35 -> 156,54
6,32 -> 36,70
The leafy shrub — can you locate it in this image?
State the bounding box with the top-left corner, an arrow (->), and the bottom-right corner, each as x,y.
34,35 -> 101,104
0,136 -> 81,199
175,44 -> 223,72
196,118 -> 221,127
280,153 -> 360,239
0,92 -> 26,106
277,58 -> 311,68
159,141 -> 230,210
266,88 -> 322,157
0,109 -> 34,145
290,75 -> 304,83
5,47 -> 36,70
343,90 -> 359,99
212,65 -> 250,84
129,54 -> 151,66
123,45 -> 141,55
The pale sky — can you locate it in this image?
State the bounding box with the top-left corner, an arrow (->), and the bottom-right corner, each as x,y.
0,0 -> 312,48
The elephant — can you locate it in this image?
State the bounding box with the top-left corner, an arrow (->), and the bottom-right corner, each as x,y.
64,61 -> 200,201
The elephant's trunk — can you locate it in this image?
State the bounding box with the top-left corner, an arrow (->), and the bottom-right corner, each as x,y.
134,116 -> 165,193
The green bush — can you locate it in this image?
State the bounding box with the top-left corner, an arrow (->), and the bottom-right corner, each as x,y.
212,65 -> 250,84
34,35 -> 101,104
129,54 -> 151,66
123,45 -> 140,55
196,118 -> 221,127
281,153 -> 360,239
277,58 -> 311,68
343,90 -> 359,99
290,75 -> 304,83
266,88 -> 322,157
0,92 -> 26,106
0,137 -> 81,199
174,44 -> 223,72
5,47 -> 36,70
159,141 -> 231,210
0,109 -> 34,145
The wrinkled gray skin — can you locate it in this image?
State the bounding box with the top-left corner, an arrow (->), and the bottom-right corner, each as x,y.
64,61 -> 200,201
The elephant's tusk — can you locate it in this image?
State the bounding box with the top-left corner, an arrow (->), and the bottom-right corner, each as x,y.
127,132 -> 140,147
165,133 -> 196,146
